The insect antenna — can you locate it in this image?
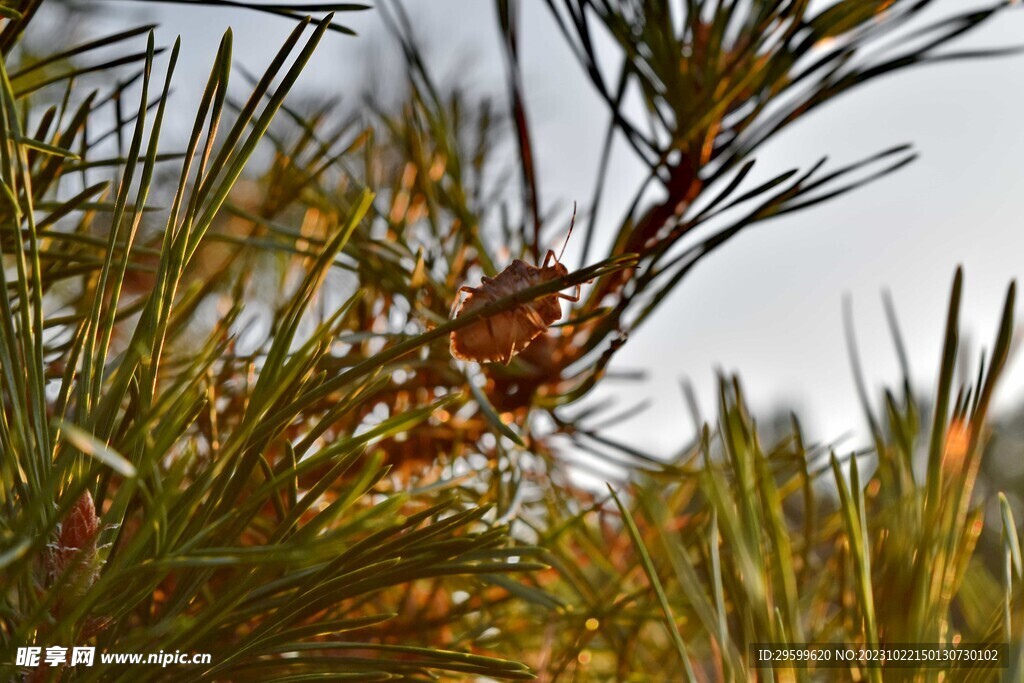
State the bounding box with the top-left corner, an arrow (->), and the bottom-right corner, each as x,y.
558,201 -> 577,263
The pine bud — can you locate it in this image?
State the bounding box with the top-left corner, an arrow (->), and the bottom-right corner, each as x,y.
46,491 -> 102,605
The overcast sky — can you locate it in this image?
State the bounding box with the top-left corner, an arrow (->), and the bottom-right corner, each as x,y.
76,0 -> 1024,457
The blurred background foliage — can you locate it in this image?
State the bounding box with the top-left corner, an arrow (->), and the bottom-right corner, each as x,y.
1,0 -> 1023,680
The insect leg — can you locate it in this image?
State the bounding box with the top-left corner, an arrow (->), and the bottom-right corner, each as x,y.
557,283 -> 582,302
522,305 -> 548,329
541,250 -> 557,268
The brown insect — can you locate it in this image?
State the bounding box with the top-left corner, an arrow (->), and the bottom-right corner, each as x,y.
450,213 -> 580,365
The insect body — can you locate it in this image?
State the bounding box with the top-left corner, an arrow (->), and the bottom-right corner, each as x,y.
450,248 -> 580,365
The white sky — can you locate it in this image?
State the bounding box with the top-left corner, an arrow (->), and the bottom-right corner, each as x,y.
77,0 -> 1024,457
